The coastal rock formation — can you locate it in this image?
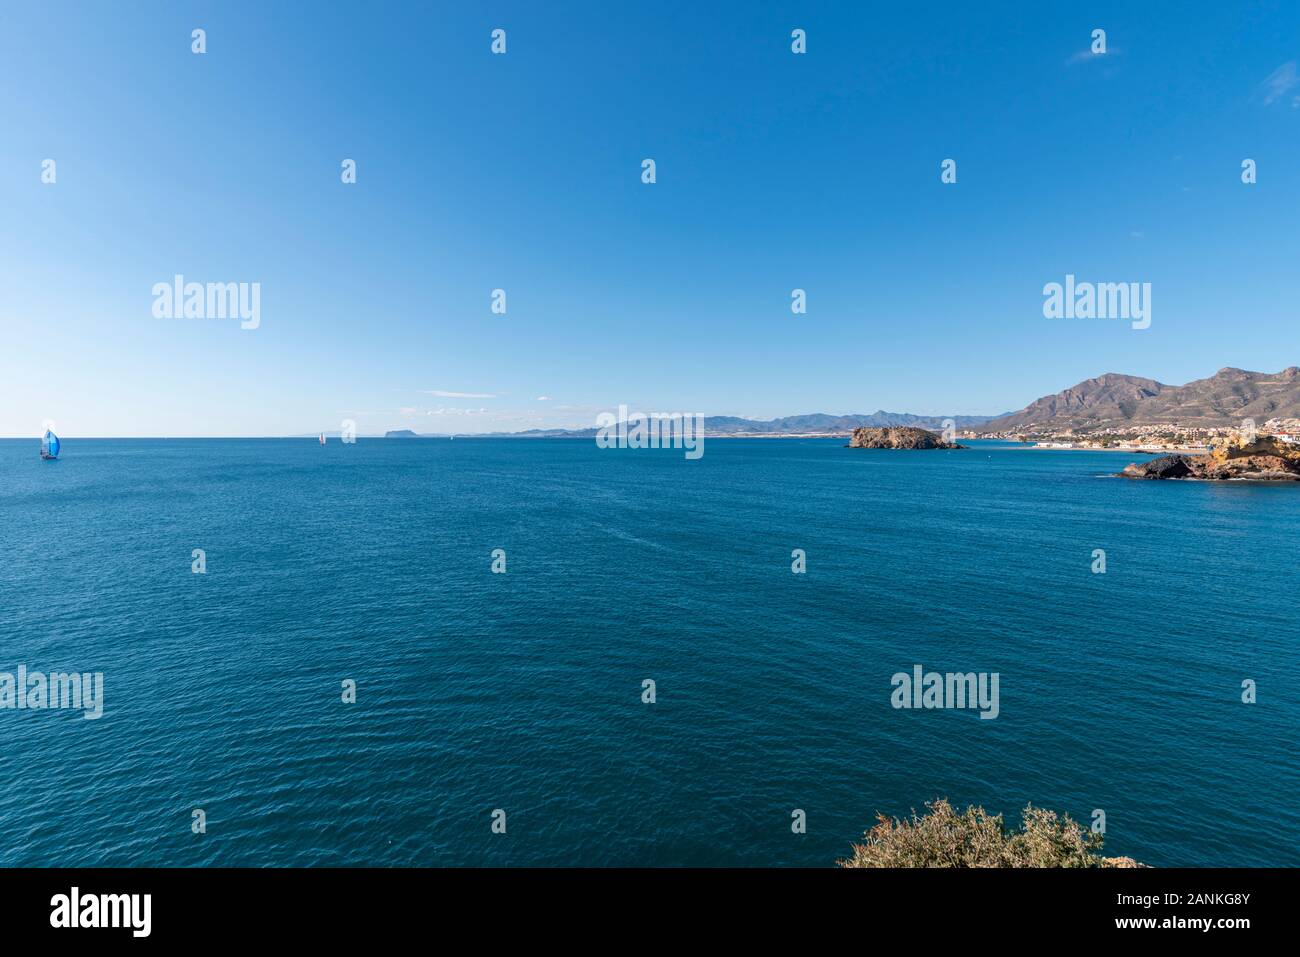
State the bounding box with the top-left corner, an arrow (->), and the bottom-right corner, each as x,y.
848,427 -> 965,450
1120,434 -> 1300,481
1120,454 -> 1203,480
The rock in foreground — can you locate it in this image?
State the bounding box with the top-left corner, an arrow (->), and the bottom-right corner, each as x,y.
1119,435 -> 1300,481
849,427 -> 965,450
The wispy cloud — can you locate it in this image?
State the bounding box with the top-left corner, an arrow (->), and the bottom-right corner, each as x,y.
1065,47 -> 1119,66
420,389 -> 498,399
399,406 -> 491,416
1259,60 -> 1299,105
535,395 -> 551,401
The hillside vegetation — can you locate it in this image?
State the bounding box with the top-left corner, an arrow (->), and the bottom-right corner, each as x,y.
839,799 -> 1142,868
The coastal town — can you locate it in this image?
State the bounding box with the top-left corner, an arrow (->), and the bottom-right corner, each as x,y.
969,417 -> 1300,453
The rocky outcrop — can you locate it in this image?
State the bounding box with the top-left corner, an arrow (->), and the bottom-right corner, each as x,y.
1120,434 -> 1300,481
1119,454 -> 1204,480
1202,454 -> 1300,481
848,427 -> 965,450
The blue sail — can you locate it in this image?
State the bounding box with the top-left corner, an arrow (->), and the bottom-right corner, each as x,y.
43,430 -> 60,458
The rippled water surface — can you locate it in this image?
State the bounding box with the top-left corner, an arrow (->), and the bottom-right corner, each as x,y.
1,437 -> 1296,866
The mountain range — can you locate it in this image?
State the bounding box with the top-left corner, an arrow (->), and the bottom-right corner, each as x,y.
377,367 -> 1300,439
483,411 -> 998,438
978,367 -> 1300,433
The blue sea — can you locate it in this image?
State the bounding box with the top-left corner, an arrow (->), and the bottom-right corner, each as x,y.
1,437 -> 1296,867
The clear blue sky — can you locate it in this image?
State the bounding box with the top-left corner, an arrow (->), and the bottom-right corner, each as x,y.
3,1 -> 1299,436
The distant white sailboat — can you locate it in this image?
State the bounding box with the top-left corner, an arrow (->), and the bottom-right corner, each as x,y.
40,429 -> 60,461
319,433 -> 326,445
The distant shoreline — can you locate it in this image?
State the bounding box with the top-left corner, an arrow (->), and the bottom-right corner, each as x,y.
1020,445 -> 1197,454
0,436 -> 1205,450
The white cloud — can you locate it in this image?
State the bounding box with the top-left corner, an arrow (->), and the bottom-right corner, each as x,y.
1065,47 -> 1120,66
1260,60 -> 1298,105
421,389 -> 498,399
413,407 -> 491,416
535,395 -> 551,401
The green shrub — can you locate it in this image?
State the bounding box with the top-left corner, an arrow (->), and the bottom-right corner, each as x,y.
838,799 -> 1136,868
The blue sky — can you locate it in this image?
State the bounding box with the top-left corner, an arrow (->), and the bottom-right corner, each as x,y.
3,1 -> 1299,436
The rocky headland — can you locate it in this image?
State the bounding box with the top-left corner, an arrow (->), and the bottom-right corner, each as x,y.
848,427 -> 966,450
1119,434 -> 1300,481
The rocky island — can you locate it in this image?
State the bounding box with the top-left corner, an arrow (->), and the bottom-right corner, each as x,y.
1119,434 -> 1300,481
848,426 -> 966,450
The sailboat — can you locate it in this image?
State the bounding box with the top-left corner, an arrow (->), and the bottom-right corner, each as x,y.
319,433 -> 326,445
41,429 -> 60,460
